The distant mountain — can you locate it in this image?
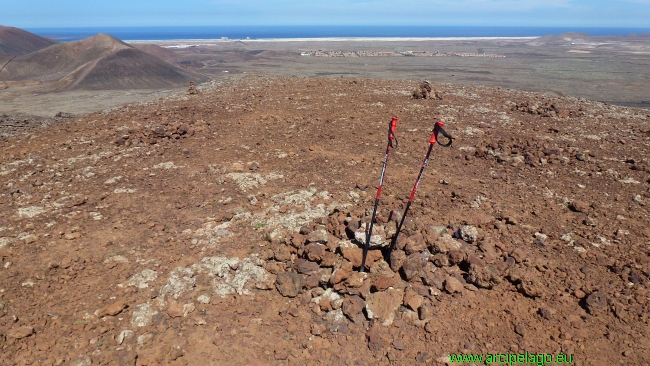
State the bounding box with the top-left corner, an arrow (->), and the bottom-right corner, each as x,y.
0,33 -> 206,91
0,25 -> 57,56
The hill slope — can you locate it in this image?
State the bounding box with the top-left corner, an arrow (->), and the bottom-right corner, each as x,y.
0,33 -> 205,90
132,43 -> 178,62
0,25 -> 57,56
0,75 -> 648,365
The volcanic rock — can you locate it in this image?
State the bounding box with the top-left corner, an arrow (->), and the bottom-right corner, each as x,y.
342,295 -> 365,321
294,258 -> 320,274
7,326 -> 34,339
584,291 -> 609,314
366,288 -> 403,326
401,253 -> 424,281
275,272 -> 304,297
444,276 -> 464,293
96,299 -> 128,317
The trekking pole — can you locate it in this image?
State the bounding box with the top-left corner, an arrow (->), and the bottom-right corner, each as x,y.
389,121 -> 452,251
360,117 -> 399,273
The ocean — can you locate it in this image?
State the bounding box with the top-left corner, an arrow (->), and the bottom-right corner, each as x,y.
25,26 -> 650,42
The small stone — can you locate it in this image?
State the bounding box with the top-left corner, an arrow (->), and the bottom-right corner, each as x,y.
570,200 -> 589,212
342,295 -> 365,321
444,277 -> 464,294
169,345 -> 184,361
305,273 -> 320,289
182,303 -> 195,317
403,289 -> 423,311
64,232 -> 81,240
290,233 -> 306,248
23,234 -> 37,244
447,250 -> 465,265
583,216 -> 597,227
341,246 -> 382,268
346,220 -> 360,237
457,225 -> 479,243
319,299 -> 333,312
330,266 -> 352,285
167,301 -> 184,318
212,334 -> 222,346
305,243 -> 327,262
273,244 -> 293,262
320,251 -> 339,267
137,333 -> 153,346
131,302 -> 158,327
466,264 -> 501,289
68,355 -> 92,366
275,272 -> 305,297
389,250 -> 407,272
248,161 -> 260,170
389,210 -> 402,223
518,278 -> 544,298
307,229 -> 328,244
419,301 -> 432,320
365,288 -> 403,326
510,248 -> 526,263
416,351 -> 430,363
294,258 -> 320,274
345,271 -> 367,288
7,326 -> 34,339
466,254 -> 485,267
574,289 -> 586,299
405,234 -> 427,254
431,253 -> 449,267
373,275 -> 396,291
96,299 -> 128,317
584,291 -> 608,314
299,226 -> 312,235
502,211 -> 518,225
470,213 -> 495,227
117,329 -> 134,345
354,226 -> 388,248
401,253 -> 423,281
538,308 -> 553,320
275,349 -> 289,360
424,270 -> 446,290
366,325 -> 384,351
311,323 -> 327,335
393,339 -> 405,350
514,323 -> 526,336
197,295 -> 211,304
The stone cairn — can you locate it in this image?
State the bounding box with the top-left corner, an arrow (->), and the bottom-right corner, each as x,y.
413,80 -> 442,100
261,206 -> 544,328
188,81 -> 199,95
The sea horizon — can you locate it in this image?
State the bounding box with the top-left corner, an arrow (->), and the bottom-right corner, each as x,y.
24,25 -> 650,42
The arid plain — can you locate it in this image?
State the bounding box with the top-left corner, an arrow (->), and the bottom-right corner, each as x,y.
2,32 -> 650,121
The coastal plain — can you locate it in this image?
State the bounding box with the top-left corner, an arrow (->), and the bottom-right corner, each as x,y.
150,33 -> 650,108
2,33 -> 650,120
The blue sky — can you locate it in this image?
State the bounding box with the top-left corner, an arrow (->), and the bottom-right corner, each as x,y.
2,0 -> 649,28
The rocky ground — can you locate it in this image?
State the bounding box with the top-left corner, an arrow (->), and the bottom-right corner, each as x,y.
0,112 -> 76,137
1,75 -> 649,366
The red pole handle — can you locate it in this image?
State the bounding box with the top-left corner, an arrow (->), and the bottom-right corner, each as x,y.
390,117 -> 398,140
428,121 -> 444,144
429,121 -> 453,147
